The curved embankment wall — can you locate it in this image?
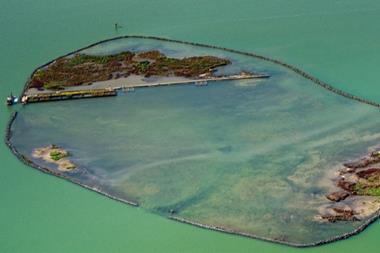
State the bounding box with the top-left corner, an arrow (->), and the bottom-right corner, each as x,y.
21,35 -> 380,108
7,35 -> 380,248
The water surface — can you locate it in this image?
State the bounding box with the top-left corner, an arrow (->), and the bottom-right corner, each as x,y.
1,0 -> 380,252
9,37 -> 380,245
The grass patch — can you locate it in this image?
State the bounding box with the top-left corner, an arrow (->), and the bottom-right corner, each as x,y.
365,187 -> 380,196
50,150 -> 68,161
136,61 -> 150,73
354,182 -> 380,196
69,54 -> 110,66
43,82 -> 65,90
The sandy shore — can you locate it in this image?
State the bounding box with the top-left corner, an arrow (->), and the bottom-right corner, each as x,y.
32,145 -> 76,171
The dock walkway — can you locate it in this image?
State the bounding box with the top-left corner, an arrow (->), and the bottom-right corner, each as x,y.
22,74 -> 269,104
114,74 -> 269,90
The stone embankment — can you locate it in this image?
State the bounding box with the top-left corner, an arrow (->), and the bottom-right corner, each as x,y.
8,35 -> 380,247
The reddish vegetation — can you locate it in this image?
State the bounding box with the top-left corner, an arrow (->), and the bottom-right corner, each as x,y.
322,150 -> 380,222
334,167 -> 380,197
28,50 -> 231,90
356,168 -> 380,179
331,151 -> 380,196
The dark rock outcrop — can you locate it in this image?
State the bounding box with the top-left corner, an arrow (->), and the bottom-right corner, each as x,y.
337,179 -> 355,192
326,192 -> 349,202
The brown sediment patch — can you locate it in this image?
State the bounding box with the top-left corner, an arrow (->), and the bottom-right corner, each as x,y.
32,145 -> 76,171
326,191 -> 350,202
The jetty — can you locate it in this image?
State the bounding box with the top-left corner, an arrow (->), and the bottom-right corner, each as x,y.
20,73 -> 268,104
113,73 -> 269,90
25,88 -> 117,103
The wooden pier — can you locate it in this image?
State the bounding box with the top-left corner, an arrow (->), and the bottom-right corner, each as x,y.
26,89 -> 117,103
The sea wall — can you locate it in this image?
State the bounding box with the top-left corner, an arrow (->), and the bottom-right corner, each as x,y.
5,101 -> 380,248
7,35 -> 380,247
171,211 -> 380,248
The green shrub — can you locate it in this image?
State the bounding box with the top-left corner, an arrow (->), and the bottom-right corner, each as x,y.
50,150 -> 68,161
43,82 -> 65,90
354,182 -> 380,196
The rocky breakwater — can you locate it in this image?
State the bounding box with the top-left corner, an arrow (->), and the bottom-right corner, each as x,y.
320,149 -> 380,223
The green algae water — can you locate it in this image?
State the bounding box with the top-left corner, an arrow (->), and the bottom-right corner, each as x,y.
1,0 -> 380,252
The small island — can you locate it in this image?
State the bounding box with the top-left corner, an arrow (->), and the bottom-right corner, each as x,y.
28,50 -> 232,90
32,145 -> 76,171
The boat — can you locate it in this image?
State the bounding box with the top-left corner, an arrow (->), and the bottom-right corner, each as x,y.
6,96 -> 13,106
5,93 -> 18,106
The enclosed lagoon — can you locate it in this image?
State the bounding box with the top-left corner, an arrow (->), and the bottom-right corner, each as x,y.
7,37 -> 380,246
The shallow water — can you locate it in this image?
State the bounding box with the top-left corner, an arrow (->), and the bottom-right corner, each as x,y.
9,38 -> 380,245
1,0 -> 380,252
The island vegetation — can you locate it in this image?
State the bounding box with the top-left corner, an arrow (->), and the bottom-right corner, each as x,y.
322,150 -> 380,222
339,151 -> 380,196
28,50 -> 231,90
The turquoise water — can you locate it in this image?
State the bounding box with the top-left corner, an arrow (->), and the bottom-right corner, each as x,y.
1,0 -> 380,252
9,37 -> 380,245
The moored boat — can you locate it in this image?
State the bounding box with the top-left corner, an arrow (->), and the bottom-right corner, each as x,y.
5,93 -> 19,106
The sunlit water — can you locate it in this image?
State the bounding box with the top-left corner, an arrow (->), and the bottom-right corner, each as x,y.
2,1 -> 380,252
9,38 -> 380,245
